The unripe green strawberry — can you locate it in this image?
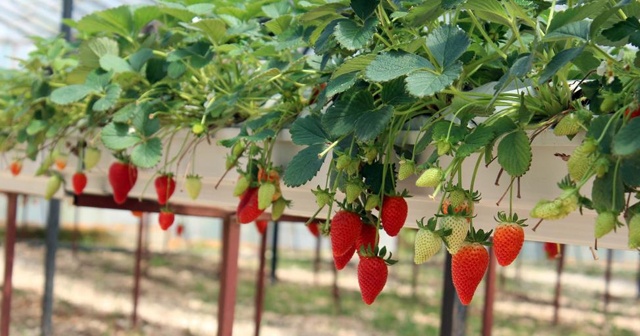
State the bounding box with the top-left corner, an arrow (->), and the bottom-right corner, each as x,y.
530,200 -> 563,220
628,214 -> 640,249
271,197 -> 287,221
258,182 -> 276,210
600,95 -> 616,113
568,140 -> 597,182
594,157 -> 610,178
44,174 -> 62,200
440,215 -> 469,254
233,175 -> 250,197
436,140 -> 451,156
416,167 -> 443,188
595,211 -> 617,239
553,113 -> 582,136
232,141 -> 245,157
398,160 -> 415,181
192,123 -> 205,135
83,146 -> 101,170
185,175 -> 202,200
225,155 -> 236,170
336,155 -> 351,171
365,194 -> 380,211
363,146 -> 377,163
313,188 -> 331,208
414,228 -> 442,264
345,182 -> 362,204
346,157 -> 361,175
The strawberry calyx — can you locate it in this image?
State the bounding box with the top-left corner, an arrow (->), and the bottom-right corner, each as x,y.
359,245 -> 397,266
417,217 -> 451,238
464,225 -> 493,246
494,211 -> 527,227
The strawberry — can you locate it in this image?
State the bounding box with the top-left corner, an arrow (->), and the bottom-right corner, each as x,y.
440,215 -> 469,254
358,251 -> 391,305
553,113 -> 582,136
155,174 -> 176,205
345,182 -> 362,204
307,222 -> 320,237
237,187 -> 265,224
381,195 -> 408,237
258,182 -> 276,210
346,157 -> 361,176
176,224 -> 184,236
72,172 -> 88,195
330,210 -> 363,257
416,167 -> 443,188
159,209 -> 175,231
55,153 -> 68,170
108,161 -> 138,205
334,245 -> 355,270
185,174 -> 202,200
414,218 -> 447,264
364,194 -> 380,211
441,187 -> 475,215
9,160 -> 22,176
397,160 -> 415,181
356,223 -> 378,256
362,146 -> 377,163
436,140 -> 451,156
255,220 -> 268,235
628,214 -> 640,249
335,155 -> 351,171
131,211 -> 143,218
544,242 -> 560,259
312,187 -> 332,208
567,138 -> 597,182
192,123 -> 205,135
493,212 -> 526,267
44,174 -> 62,200
232,141 -> 245,158
595,211 -> 618,239
233,175 -> 250,197
624,107 -> 640,120
83,147 -> 101,170
452,240 -> 489,305
271,197 -> 288,221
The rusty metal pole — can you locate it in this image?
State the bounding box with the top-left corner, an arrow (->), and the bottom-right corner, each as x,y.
552,245 -> 565,325
131,213 -> 145,328
1,193 -> 18,336
440,252 -> 467,336
313,234 -> 321,285
217,215 -> 241,336
254,222 -> 268,336
604,249 -> 613,314
482,245 -> 497,336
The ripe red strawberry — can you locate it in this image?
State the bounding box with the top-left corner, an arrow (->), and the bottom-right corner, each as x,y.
330,210 -> 363,257
452,241 -> 489,305
72,172 -> 88,195
108,161 -> 138,204
441,187 -> 474,215
356,224 -> 378,256
544,242 -> 560,259
237,187 -> 265,224
493,212 -> 526,267
358,256 -> 388,305
159,210 -> 175,230
176,224 -> 184,236
625,106 -> 640,119
381,195 -> 408,237
255,220 -> 268,235
155,174 -> 176,205
333,245 -> 355,270
9,160 -> 22,176
307,222 -> 320,237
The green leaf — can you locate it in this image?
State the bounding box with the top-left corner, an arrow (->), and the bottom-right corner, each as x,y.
494,54 -> 532,94
544,21 -> 591,41
334,17 -> 378,50
432,120 -> 467,143
548,0 -> 606,33
132,103 -> 159,137
381,77 -> 415,106
456,125 -> 494,158
602,17 -> 640,48
128,48 -> 153,72
332,54 -> 376,79
191,18 -> 228,44
101,122 -> 141,150
403,1 -> 444,28
290,116 -> 329,146
167,62 -> 187,79
442,0 -> 466,9
497,130 -> 532,177
93,84 -> 122,111
365,50 -> 433,82
79,37 -> 119,68
264,15 -> 292,35
283,144 -> 328,187
538,46 -> 585,83
405,62 -> 462,97
99,54 -> 133,73
50,85 -> 94,105
621,153 -> 640,187
76,6 -> 133,37
464,0 -> 511,27
131,137 -> 162,168
351,0 -> 379,20
613,117 -> 640,156
592,169 -> 625,212
425,25 -> 471,68
113,103 -> 136,123
26,120 -> 47,136
517,93 -> 534,125
354,105 -> 394,142
325,72 -> 358,98
588,115 -> 621,155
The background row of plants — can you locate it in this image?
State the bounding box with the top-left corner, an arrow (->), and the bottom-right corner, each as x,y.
2,0 -> 640,305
